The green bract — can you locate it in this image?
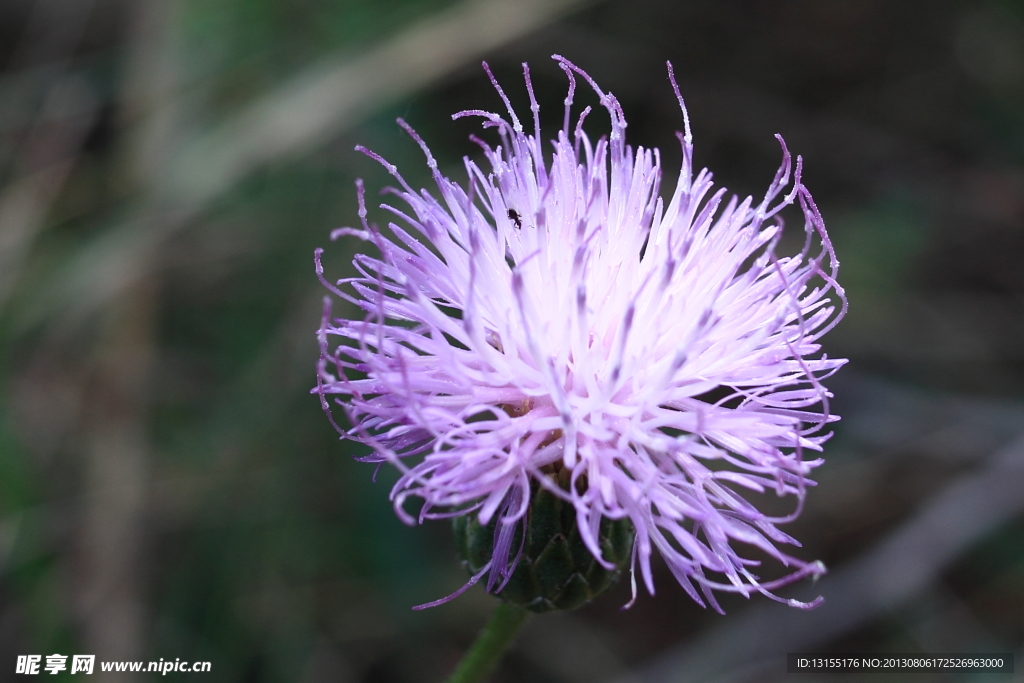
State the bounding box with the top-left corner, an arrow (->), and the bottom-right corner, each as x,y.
453,481 -> 634,613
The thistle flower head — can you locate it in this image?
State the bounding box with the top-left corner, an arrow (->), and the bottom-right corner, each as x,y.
316,56 -> 847,613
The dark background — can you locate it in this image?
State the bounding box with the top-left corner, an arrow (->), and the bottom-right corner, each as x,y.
0,0 -> 1022,681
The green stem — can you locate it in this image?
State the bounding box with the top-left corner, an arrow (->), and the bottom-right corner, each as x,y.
444,602 -> 530,683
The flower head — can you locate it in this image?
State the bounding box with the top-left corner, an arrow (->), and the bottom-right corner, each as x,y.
316,56 -> 846,612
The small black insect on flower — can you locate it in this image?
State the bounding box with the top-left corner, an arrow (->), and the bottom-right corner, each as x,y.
507,208 -> 522,230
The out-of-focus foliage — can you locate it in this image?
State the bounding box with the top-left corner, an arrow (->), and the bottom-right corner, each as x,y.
181,0 -> 456,92
1,0 -> 1022,682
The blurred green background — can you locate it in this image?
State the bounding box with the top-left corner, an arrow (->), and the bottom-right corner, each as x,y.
1,0 -> 1022,681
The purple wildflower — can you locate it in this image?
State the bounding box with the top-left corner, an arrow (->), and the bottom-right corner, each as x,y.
316,56 -> 847,613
